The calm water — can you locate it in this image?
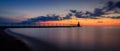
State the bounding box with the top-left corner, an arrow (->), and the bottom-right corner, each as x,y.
9,27 -> 120,51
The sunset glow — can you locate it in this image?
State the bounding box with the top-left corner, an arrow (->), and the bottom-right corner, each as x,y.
36,18 -> 120,26
0,0 -> 120,26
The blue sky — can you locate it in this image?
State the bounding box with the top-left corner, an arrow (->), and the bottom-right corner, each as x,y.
0,0 -> 118,20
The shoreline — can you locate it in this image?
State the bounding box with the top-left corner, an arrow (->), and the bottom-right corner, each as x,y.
0,28 -> 30,51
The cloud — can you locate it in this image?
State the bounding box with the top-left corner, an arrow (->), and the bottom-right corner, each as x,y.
70,10 -> 77,13
102,1 -> 120,12
115,1 -> 120,8
5,1 -> 120,25
92,1 -> 120,16
20,14 -> 60,24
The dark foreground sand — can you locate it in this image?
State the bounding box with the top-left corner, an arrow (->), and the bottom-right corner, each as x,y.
0,28 -> 30,51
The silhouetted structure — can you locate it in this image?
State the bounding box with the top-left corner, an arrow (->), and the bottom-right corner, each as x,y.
77,22 -> 81,27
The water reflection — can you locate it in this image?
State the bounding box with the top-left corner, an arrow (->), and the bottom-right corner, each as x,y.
10,27 -> 120,50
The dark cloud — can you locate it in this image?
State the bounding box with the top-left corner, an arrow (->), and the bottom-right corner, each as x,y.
70,10 -> 77,13
64,13 -> 72,19
20,14 -> 60,24
102,1 -> 120,12
92,1 -> 120,16
75,12 -> 82,18
103,1 -> 115,12
115,1 -> 120,8
93,8 -> 104,16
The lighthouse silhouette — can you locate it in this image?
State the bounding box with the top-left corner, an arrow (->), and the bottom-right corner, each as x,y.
77,22 -> 80,27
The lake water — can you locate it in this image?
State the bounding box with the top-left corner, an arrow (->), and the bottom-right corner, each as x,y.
8,27 -> 120,51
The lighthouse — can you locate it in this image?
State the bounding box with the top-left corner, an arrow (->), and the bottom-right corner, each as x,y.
77,22 -> 81,27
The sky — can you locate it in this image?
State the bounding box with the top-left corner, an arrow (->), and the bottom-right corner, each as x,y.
0,0 -> 119,21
